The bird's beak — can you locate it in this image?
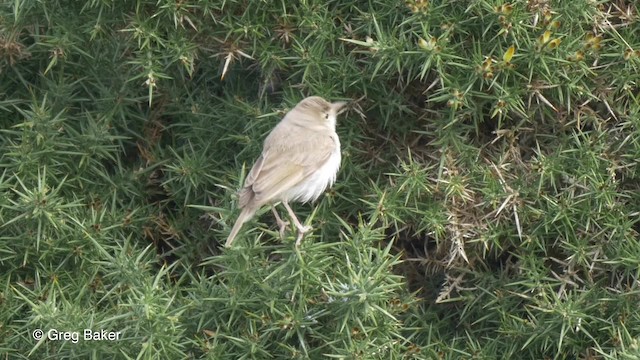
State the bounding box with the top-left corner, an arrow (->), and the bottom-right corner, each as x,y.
332,101 -> 349,115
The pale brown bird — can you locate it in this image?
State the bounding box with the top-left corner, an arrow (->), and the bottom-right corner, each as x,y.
225,96 -> 347,247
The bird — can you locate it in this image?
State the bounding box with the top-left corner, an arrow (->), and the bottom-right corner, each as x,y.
225,96 -> 347,248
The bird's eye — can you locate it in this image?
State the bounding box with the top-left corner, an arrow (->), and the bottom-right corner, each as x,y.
324,113 -> 329,119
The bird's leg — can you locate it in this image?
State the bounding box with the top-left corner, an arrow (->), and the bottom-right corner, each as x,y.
282,201 -> 312,246
271,206 -> 289,239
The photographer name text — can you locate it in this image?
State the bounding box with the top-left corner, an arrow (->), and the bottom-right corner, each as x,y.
32,328 -> 122,343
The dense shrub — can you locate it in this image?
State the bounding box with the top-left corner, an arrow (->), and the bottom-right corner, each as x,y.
1,0 -> 639,358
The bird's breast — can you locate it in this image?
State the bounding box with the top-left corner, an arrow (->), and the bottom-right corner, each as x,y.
282,135 -> 341,203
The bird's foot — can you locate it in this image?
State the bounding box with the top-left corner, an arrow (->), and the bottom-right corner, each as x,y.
271,206 -> 290,239
295,225 -> 313,247
276,218 -> 290,239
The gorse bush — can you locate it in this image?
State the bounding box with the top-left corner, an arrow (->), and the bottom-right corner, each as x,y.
1,0 -> 639,358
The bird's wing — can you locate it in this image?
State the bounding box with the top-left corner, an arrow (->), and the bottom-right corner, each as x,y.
239,126 -> 336,207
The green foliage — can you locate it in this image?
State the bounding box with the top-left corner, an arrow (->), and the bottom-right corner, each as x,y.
1,0 -> 640,358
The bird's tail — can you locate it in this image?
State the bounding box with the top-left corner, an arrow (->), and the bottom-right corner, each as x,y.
225,207 -> 254,248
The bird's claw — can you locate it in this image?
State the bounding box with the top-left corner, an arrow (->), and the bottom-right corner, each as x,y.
277,219 -> 290,239
295,225 -> 312,247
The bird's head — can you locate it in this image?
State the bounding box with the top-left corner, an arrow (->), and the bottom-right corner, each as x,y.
294,96 -> 348,128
